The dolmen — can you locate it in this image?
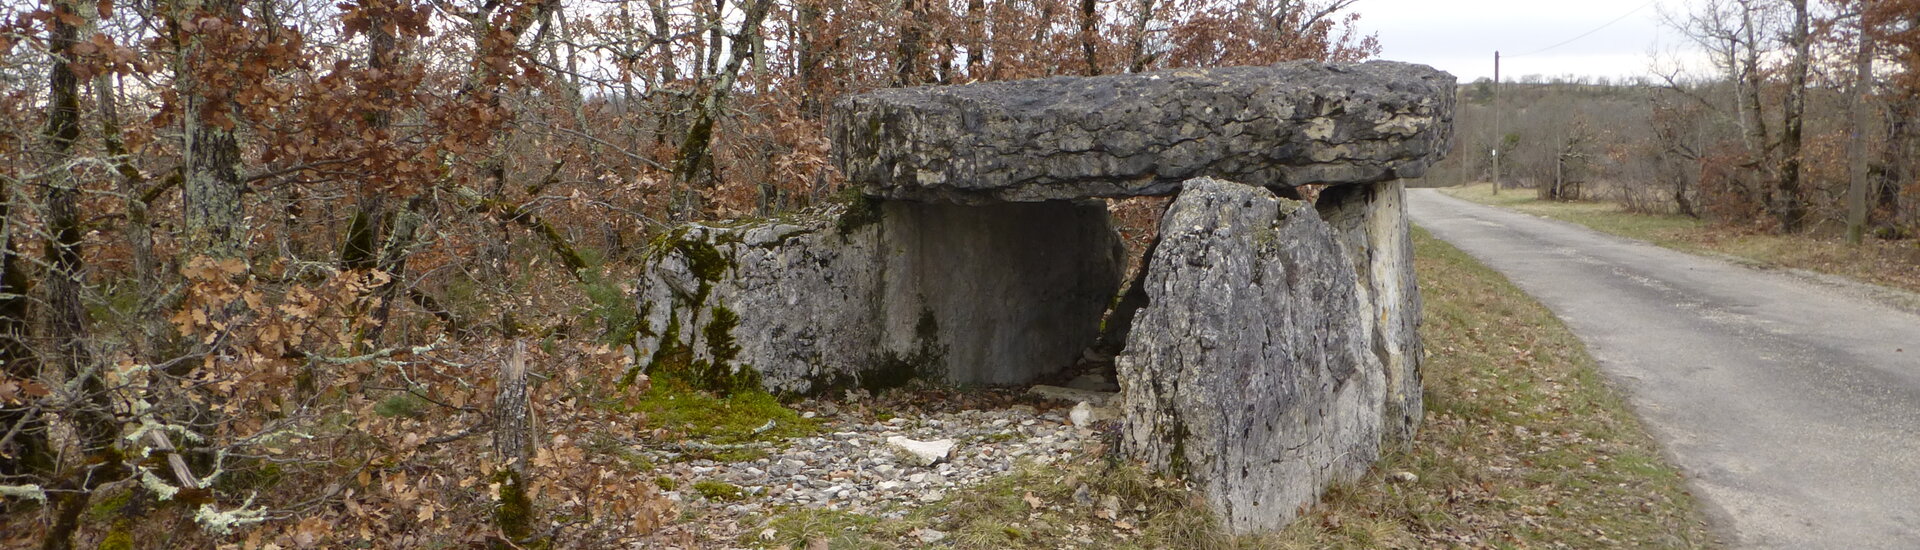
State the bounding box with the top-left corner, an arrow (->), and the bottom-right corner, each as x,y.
634,59 -> 1455,533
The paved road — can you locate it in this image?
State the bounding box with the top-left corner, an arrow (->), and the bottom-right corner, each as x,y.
1408,189 -> 1920,549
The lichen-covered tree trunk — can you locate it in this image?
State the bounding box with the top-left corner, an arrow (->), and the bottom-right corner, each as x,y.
1773,0 -> 1810,233
671,0 -> 772,193
175,0 -> 247,259
1126,0 -> 1156,72
39,0 -> 127,546
491,344 -> 541,549
1078,0 -> 1100,75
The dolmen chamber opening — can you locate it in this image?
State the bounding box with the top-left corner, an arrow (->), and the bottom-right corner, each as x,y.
634,59 -> 1455,533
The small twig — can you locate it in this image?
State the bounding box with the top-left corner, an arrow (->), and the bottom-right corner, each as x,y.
422,418 -> 494,447
0,401 -> 45,455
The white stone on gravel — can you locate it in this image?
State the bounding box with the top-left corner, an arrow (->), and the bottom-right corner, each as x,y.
886,436 -> 956,466
1070,402 -> 1094,427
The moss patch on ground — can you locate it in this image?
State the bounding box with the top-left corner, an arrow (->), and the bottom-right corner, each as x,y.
633,379 -> 818,447
1442,183 -> 1920,294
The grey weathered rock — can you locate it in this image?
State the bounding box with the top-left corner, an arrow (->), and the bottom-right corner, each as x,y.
1117,178 -> 1385,534
1317,180 -> 1424,448
833,60 -> 1455,204
634,199 -> 1124,394
633,214 -> 884,394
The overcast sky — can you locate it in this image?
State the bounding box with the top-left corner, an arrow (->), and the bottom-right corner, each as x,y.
1352,0 -> 1710,83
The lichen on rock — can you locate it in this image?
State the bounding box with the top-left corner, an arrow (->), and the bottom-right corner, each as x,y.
1116,177 -> 1386,534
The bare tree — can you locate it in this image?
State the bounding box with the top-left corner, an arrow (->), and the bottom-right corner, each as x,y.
1771,0 -> 1809,232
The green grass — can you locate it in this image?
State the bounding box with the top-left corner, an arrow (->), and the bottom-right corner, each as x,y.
1260,228 -> 1713,548
731,229 -> 1715,549
1442,183 -> 1920,294
695,480 -> 747,501
1440,183 -> 1705,246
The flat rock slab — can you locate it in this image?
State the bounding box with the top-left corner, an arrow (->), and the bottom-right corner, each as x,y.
833,60 -> 1455,204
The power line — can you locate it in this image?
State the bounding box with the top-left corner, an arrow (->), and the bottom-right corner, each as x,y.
1511,0 -> 1660,57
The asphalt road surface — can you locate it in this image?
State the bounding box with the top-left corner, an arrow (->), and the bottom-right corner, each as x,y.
1408,189 -> 1920,549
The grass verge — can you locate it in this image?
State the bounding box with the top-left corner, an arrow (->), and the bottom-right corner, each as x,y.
738,228 -> 1714,549
1440,183 -> 1920,294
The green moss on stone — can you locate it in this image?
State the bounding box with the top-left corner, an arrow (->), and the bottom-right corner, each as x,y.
795,307 -> 946,397
675,235 -> 730,283
96,525 -> 134,550
87,488 -> 131,520
834,193 -> 884,236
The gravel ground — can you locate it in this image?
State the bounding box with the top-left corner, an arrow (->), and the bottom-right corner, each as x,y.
654,402 -> 1096,517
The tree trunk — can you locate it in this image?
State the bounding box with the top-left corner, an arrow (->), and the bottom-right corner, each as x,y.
176,0 -> 248,259
39,0 -> 127,546
1773,0 -> 1809,233
1847,16 -> 1875,244
706,0 -> 724,76
966,0 -> 985,76
1126,0 -> 1156,72
796,0 -> 824,118
1079,0 -> 1101,76
671,0 -> 773,192
1734,0 -> 1771,212
893,0 -> 927,85
490,343 -> 536,549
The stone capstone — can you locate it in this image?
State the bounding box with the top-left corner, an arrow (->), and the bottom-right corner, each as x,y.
1317,180 -> 1424,447
1116,177 -> 1385,534
833,60 -> 1456,204
633,199 -> 1124,394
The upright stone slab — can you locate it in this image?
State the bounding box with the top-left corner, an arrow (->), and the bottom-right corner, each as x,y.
1317,180 -> 1424,448
833,60 -> 1456,203
1117,178 -> 1385,534
634,214 -> 887,394
634,200 -> 1123,394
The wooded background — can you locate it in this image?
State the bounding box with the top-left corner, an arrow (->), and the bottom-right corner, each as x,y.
1434,0 -> 1920,242
0,0 -> 1375,547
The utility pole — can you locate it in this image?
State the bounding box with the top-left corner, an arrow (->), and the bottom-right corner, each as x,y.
1492,50 -> 1502,195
